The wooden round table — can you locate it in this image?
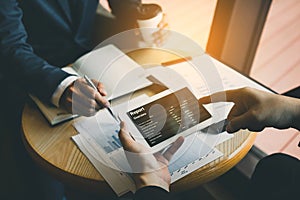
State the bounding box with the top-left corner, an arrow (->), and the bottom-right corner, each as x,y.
22,48 -> 256,198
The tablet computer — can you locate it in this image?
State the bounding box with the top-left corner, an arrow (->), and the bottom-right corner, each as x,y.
125,87 -> 213,151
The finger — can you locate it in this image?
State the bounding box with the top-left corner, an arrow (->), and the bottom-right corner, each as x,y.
72,102 -> 99,117
66,85 -> 100,116
134,28 -> 141,36
133,22 -> 140,36
60,95 -> 72,113
229,109 -> 266,132
157,21 -> 168,29
157,13 -> 167,28
72,89 -> 101,110
227,104 -> 243,121
163,136 -> 184,161
226,111 -> 254,133
94,92 -> 110,108
75,78 -> 105,102
153,29 -> 170,45
72,91 -> 105,116
75,79 -> 98,98
75,80 -> 109,108
72,100 -> 97,116
154,153 -> 169,166
66,80 -> 107,115
91,79 -> 107,96
118,121 -> 136,151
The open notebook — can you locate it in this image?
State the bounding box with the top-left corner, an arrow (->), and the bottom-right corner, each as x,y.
31,44 -> 152,125
72,54 -> 274,196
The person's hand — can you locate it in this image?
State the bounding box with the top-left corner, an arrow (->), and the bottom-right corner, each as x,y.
60,77 -> 109,116
118,121 -> 184,192
199,87 -> 300,133
135,13 -> 169,46
152,13 -> 169,46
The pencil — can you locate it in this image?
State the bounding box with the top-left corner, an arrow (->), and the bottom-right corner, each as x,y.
161,56 -> 192,67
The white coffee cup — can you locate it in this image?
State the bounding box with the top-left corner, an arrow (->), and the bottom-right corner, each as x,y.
136,4 -> 163,46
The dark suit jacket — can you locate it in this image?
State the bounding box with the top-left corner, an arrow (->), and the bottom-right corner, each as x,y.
0,0 -> 140,101
134,186 -> 171,200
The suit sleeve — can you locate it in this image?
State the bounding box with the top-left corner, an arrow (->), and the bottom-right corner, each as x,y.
0,0 -> 70,102
108,0 -> 141,19
134,186 -> 171,200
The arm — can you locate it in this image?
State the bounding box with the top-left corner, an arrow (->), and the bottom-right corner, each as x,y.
0,0 -> 108,116
118,121 -> 184,197
134,186 -> 170,200
199,87 -> 300,132
0,0 -> 69,101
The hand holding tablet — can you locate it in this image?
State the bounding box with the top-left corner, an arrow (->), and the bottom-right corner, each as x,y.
125,87 -> 212,151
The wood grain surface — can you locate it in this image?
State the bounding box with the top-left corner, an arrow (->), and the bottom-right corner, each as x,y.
22,48 -> 256,196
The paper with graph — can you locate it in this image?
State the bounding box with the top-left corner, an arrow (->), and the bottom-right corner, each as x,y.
72,54 -> 272,196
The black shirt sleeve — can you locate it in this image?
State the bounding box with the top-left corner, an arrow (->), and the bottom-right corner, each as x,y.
134,186 -> 171,200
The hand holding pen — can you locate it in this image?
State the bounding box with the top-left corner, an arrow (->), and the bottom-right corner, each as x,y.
84,75 -> 119,122
60,75 -> 110,117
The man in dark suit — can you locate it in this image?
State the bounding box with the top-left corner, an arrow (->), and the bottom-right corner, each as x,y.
119,87 -> 300,200
0,1 -> 147,199
0,0 -> 143,118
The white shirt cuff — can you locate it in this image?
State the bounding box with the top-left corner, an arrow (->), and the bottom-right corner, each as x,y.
51,76 -> 79,107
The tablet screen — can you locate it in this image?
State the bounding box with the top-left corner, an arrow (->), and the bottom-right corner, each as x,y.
127,87 -> 211,147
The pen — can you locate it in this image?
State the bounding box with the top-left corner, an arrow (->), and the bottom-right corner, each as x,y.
84,75 -> 119,123
161,56 -> 192,67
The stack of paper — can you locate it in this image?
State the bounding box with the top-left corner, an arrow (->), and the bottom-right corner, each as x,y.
72,55 -> 271,196
72,87 -> 227,196
72,106 -> 225,196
